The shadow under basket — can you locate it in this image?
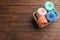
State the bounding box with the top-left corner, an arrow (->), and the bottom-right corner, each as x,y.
33,10 -> 59,28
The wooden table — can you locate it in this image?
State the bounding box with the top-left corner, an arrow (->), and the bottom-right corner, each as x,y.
0,0 -> 60,40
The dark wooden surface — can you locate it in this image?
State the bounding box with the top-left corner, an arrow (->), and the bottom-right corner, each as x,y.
0,0 -> 60,40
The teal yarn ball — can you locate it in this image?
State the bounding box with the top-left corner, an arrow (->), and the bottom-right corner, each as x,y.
44,1 -> 54,11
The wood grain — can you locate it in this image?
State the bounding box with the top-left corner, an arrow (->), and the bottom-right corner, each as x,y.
16,31 -> 60,40
0,0 -> 60,5
8,23 -> 60,32
0,0 -> 47,5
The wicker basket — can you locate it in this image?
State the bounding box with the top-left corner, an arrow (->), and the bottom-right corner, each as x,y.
33,9 -> 59,28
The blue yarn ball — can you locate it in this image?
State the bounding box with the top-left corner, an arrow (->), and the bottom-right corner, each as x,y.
53,10 -> 58,17
46,10 -> 58,22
